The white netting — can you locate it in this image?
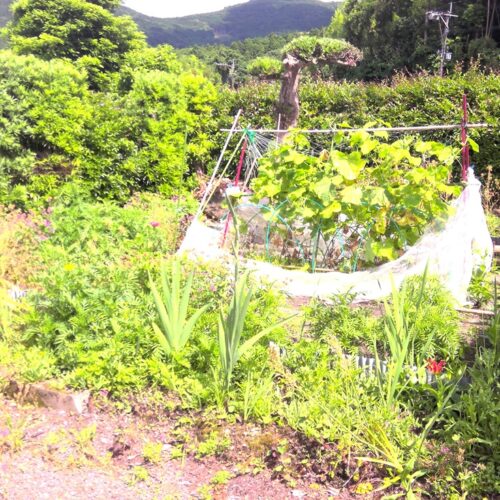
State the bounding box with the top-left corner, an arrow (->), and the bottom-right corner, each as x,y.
179,168 -> 493,305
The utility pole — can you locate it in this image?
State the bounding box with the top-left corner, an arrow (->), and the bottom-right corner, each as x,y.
426,2 -> 458,77
215,59 -> 236,88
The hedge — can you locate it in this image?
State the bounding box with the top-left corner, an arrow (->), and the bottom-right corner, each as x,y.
216,69 -> 499,180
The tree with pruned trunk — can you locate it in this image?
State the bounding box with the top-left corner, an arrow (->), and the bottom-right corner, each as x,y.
276,36 -> 362,140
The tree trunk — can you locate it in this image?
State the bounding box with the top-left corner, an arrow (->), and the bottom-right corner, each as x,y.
276,54 -> 304,142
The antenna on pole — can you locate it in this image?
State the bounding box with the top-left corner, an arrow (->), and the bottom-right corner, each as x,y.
426,2 -> 458,77
215,59 -> 236,88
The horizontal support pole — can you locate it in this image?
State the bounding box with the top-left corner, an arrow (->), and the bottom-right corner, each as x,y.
221,123 -> 492,134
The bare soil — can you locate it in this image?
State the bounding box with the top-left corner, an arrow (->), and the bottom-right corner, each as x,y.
0,393 -> 361,500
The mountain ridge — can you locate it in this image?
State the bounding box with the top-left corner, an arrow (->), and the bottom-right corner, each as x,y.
0,0 -> 338,49
117,0 -> 339,48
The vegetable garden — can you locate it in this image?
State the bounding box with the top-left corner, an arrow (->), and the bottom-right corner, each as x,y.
0,0 -> 499,497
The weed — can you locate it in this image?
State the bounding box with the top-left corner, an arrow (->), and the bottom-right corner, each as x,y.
210,470 -> 234,485
468,264 -> 494,308
196,484 -> 213,500
0,415 -> 26,453
129,465 -> 149,484
195,430 -> 231,459
170,445 -> 185,460
149,259 -> 208,356
142,440 -> 163,465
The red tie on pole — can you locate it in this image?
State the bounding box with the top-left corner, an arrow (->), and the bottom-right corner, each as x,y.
461,94 -> 470,182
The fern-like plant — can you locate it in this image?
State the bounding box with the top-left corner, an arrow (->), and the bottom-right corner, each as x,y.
149,260 -> 207,355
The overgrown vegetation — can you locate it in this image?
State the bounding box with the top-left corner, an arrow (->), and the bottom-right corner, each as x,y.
252,131 -> 458,266
0,0 -> 498,497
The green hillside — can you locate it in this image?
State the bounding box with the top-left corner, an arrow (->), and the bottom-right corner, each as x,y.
0,0 -> 338,49
117,0 -> 340,48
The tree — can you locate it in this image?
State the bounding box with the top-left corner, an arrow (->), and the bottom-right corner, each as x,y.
335,0 -> 499,79
277,36 -> 362,138
5,0 -> 145,88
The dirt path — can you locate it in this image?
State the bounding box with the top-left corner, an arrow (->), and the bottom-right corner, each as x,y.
0,394 -> 339,499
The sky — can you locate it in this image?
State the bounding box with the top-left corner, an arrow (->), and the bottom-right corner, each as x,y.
123,0 -> 332,19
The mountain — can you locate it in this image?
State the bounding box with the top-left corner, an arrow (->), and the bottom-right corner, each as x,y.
0,0 -> 339,49
117,0 -> 340,48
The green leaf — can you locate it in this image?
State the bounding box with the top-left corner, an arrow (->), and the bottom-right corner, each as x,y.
341,186 -> 363,205
371,240 -> 398,260
365,187 -> 389,207
361,139 -> 379,155
332,151 -> 366,180
312,179 -> 332,202
321,200 -> 342,218
468,137 -> 479,153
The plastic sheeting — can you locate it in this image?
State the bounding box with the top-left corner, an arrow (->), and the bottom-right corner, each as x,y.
179,169 -> 493,305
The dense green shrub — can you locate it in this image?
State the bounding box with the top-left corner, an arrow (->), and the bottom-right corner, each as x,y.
0,51 -> 90,207
0,47 -> 218,205
218,69 -> 500,180
306,274 -> 461,362
247,56 -> 282,78
6,0 -> 145,89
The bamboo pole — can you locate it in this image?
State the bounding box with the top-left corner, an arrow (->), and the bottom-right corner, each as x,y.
221,123 -> 491,134
196,109 -> 242,219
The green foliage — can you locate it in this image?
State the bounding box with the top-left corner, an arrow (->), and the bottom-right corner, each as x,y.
283,35 -> 362,65
247,56 -> 282,78
182,32 -> 299,85
6,0 -> 145,88
20,194 -> 190,393
252,132 -> 458,265
468,264 -> 494,307
217,271 -> 289,392
0,51 -> 89,206
333,0 -> 499,79
149,260 -> 208,356
306,274 -> 461,362
305,294 -> 382,355
0,46 -> 217,204
219,69 -> 499,180
195,430 -> 231,458
375,272 -> 430,409
142,440 -> 163,464
444,285 -> 499,496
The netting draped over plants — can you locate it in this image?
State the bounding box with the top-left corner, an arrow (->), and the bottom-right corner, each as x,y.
180,125 -> 493,305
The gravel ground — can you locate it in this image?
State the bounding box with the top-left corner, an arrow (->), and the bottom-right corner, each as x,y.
0,394 -> 321,500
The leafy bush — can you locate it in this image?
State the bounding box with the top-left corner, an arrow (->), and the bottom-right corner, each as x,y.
0,45 -> 218,205
252,132 -> 458,265
0,51 -> 90,207
305,294 -> 381,355
247,56 -> 282,78
6,0 -> 145,89
219,69 -> 499,180
306,274 -> 461,363
401,275 -> 461,362
283,35 -> 362,64
19,194 -> 189,393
